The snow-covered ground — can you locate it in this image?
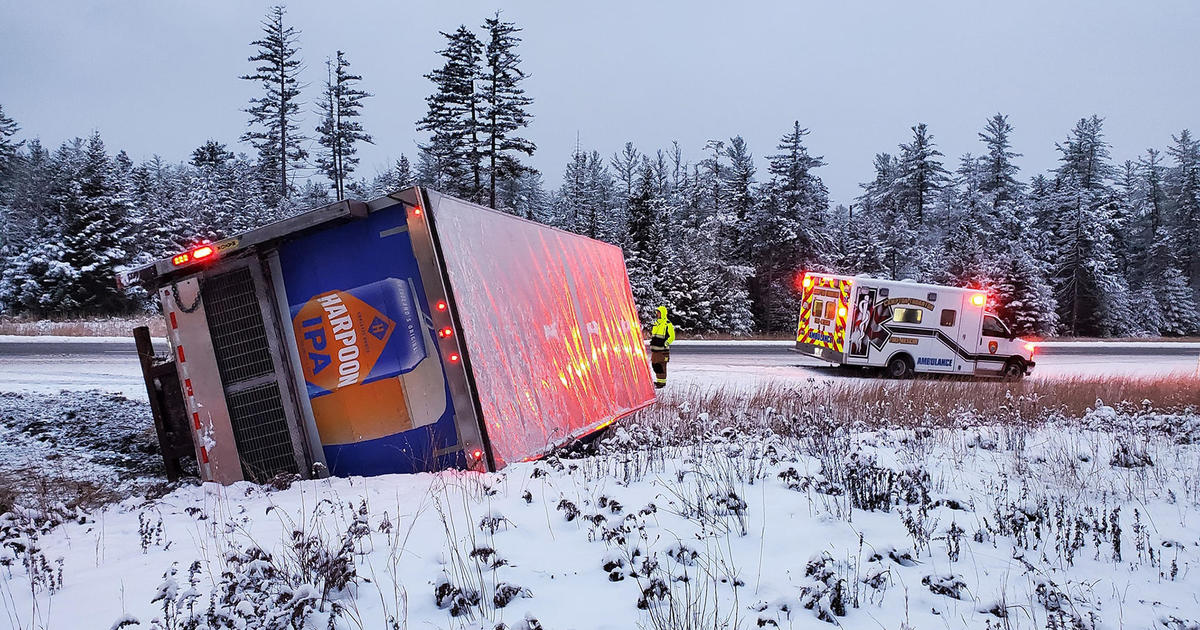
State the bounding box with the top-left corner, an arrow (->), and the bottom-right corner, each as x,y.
3,388 -> 1200,630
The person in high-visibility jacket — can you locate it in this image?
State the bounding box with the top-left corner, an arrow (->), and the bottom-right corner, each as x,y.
649,306 -> 675,388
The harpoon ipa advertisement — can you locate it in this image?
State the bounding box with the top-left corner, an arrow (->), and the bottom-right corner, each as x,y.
278,206 -> 462,476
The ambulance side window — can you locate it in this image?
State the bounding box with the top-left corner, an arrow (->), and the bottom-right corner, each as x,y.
825,301 -> 836,319
982,315 -> 1010,338
940,309 -> 957,326
893,307 -> 922,324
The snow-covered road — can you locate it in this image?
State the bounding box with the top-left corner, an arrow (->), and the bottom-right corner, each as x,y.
1,336 -> 1197,400
668,340 -> 1200,391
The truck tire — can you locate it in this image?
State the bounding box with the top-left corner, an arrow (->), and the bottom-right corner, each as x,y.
885,355 -> 913,379
1002,358 -> 1025,381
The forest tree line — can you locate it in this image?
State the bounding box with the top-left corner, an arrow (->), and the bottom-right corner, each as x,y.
0,7 -> 1197,337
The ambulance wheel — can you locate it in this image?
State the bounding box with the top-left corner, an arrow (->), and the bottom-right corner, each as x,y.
885,355 -> 913,379
1002,359 -> 1025,381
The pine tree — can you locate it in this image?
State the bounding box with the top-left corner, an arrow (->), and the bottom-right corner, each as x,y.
611,143 -> 641,205
624,181 -> 668,323
241,5 -> 307,205
0,104 -> 22,192
418,26 -> 483,202
316,51 -> 372,201
498,169 -> 548,221
60,132 -> 137,314
978,113 -> 1023,206
371,155 -> 414,196
1166,129 -> 1200,294
480,12 -> 535,209
856,152 -> 917,279
191,140 -> 234,169
1,139 -> 51,247
1050,116 -> 1130,336
0,106 -> 25,261
896,123 -> 949,225
1158,265 -> 1200,335
185,141 -> 239,244
992,247 -> 1059,336
721,136 -> 756,264
557,148 -> 615,241
750,122 -> 829,331
1138,149 -> 1167,235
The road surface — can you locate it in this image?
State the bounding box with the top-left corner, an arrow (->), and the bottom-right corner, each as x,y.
0,337 -> 1197,400
667,340 -> 1200,390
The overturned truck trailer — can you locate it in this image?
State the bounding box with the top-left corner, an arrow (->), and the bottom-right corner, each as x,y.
118,188 -> 655,484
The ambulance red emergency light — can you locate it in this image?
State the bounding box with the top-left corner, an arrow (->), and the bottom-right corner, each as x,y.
794,273 -> 1036,378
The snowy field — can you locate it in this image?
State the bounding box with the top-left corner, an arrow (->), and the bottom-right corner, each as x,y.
3,376 -> 1200,629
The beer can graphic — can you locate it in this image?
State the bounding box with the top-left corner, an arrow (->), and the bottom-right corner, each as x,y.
292,277 -> 428,398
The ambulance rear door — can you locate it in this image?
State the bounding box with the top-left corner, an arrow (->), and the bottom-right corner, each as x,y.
797,275 -> 852,364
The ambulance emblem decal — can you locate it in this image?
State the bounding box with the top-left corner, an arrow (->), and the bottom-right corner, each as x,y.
988,340 -> 998,354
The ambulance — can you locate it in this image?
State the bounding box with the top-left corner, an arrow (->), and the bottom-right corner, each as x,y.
794,273 -> 1036,378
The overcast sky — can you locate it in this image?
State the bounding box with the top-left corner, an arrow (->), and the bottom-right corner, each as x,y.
2,1 -> 1198,205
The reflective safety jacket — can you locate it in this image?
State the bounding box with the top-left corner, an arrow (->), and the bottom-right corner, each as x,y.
649,307 -> 675,351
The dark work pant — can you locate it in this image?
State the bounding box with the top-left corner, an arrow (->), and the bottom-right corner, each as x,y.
650,349 -> 669,387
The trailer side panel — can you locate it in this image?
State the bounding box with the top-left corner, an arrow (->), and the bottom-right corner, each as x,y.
428,192 -> 655,468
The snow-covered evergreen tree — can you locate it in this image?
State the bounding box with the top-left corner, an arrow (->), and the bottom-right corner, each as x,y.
370,155 -> 414,197
481,12 -> 535,210
978,113 -> 1023,207
418,26 -> 484,202
498,169 -> 548,221
0,104 -> 22,195
240,5 -> 307,206
556,148 -> 616,241
895,123 -> 950,226
1157,264 -> 1200,335
721,136 -> 756,265
748,122 -> 830,332
56,133 -> 137,313
1049,116 -> 1131,336
315,51 -> 372,201
991,247 -> 1059,336
1166,129 -> 1200,296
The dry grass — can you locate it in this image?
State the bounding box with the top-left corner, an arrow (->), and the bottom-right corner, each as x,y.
0,315 -> 166,337
0,467 -> 124,514
636,374 -> 1200,433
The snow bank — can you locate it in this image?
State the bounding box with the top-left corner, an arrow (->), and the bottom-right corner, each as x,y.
3,395 -> 1199,630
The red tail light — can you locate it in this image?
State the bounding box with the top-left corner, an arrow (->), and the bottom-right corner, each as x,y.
448,352 -> 460,363
438,327 -> 453,338
436,300 -> 448,312
172,244 -> 217,267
